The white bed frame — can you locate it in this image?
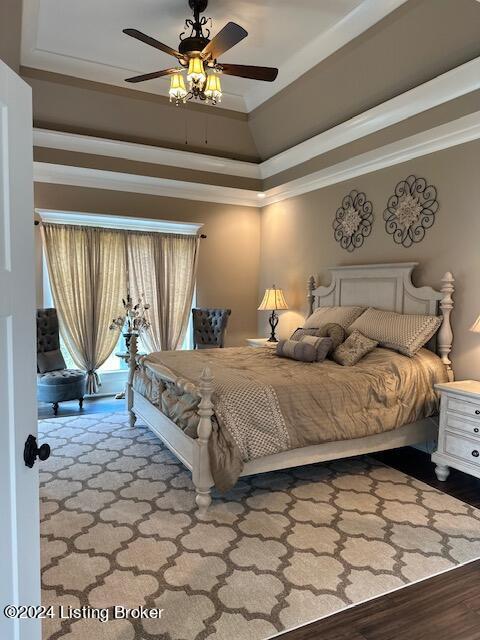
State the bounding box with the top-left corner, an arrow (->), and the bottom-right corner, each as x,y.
127,263 -> 454,512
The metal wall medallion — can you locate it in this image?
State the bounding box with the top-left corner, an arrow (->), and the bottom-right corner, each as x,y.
333,190 -> 373,252
383,175 -> 438,247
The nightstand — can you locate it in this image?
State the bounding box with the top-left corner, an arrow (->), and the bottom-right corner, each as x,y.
246,338 -> 277,348
432,380 -> 480,481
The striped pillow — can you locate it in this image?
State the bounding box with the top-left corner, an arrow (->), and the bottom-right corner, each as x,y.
276,339 -> 317,362
348,307 -> 442,357
299,335 -> 333,362
304,306 -> 366,330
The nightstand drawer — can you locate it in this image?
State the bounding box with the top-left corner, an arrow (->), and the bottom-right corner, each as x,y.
444,432 -> 480,466
445,413 -> 480,438
447,396 -> 480,420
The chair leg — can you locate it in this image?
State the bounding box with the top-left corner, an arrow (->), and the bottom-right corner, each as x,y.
79,397 -> 84,411
52,402 -> 59,416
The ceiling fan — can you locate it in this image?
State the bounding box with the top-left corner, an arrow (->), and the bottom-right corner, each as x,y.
123,0 -> 278,106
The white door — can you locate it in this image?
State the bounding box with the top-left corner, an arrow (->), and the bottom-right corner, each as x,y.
0,61 -> 41,639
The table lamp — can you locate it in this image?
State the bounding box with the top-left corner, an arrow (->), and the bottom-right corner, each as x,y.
258,285 -> 288,342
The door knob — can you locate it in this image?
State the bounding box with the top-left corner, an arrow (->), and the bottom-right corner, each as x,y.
24,435 -> 51,468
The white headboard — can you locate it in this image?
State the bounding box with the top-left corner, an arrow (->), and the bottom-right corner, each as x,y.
307,263 -> 454,380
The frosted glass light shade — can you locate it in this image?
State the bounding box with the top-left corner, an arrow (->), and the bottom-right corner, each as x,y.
204,73 -> 222,101
187,57 -> 206,85
258,286 -> 288,311
470,315 -> 480,332
169,73 -> 187,102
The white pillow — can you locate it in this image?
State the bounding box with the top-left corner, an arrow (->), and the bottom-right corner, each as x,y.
304,306 -> 366,330
348,307 -> 442,357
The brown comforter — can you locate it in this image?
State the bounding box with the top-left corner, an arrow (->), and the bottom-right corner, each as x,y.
134,346 -> 447,491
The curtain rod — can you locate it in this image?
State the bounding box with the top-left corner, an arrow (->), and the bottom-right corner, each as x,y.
34,220 -> 206,238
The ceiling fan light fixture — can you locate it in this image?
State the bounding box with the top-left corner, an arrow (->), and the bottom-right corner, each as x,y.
123,1 -> 278,108
187,56 -> 206,87
169,72 -> 188,105
204,72 -> 222,103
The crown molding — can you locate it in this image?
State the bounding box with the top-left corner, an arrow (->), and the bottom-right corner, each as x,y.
33,163 -> 262,208
259,56 -> 480,179
33,129 -> 261,180
33,57 -> 480,186
33,111 -> 480,208
262,111 -> 480,206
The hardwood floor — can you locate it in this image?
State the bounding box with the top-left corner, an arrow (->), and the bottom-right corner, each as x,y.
276,560 -> 480,640
278,448 -> 480,640
37,395 -> 123,420
38,399 -> 480,639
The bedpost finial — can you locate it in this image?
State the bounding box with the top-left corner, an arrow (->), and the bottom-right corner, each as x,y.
307,276 -> 316,318
200,367 -> 214,385
439,271 -> 454,381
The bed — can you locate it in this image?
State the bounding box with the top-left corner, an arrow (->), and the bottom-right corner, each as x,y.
127,263 -> 455,512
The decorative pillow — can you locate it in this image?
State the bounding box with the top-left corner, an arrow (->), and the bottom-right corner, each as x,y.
299,335 -> 333,362
348,307 -> 442,357
290,327 -> 323,341
304,306 -> 366,330
333,330 -> 378,366
276,339 -> 317,363
318,323 -> 346,352
37,349 -> 66,374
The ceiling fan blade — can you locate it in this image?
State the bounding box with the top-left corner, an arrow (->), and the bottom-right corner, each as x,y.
220,64 -> 278,82
202,22 -> 247,60
123,28 -> 182,60
125,68 -> 178,83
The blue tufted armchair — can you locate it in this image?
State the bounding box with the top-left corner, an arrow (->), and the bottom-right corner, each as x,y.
192,308 -> 231,349
37,308 -> 87,415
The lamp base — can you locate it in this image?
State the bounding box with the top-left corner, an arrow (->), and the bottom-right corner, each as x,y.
268,310 -> 279,342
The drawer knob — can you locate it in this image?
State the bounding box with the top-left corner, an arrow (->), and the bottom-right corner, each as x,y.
472,450 -> 479,458
475,428 -> 479,434
475,410 -> 480,415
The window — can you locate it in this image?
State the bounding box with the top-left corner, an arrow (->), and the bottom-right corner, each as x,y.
42,248 -> 196,373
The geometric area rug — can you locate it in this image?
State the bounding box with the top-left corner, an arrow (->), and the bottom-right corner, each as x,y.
39,413 -> 480,640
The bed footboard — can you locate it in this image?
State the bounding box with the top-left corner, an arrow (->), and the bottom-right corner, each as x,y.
127,335 -> 215,513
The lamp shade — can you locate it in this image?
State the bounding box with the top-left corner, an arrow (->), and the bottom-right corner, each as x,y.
470,315 -> 480,332
258,286 -> 288,311
169,72 -> 187,102
187,57 -> 206,85
204,73 -> 222,102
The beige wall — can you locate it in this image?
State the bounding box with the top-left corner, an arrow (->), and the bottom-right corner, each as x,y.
34,184 -> 261,347
0,0 -> 22,72
259,140 -> 480,380
33,147 -> 262,192
23,68 -> 260,162
249,0 -> 480,160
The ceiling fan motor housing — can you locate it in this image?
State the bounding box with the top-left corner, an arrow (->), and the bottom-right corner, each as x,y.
179,37 -> 210,57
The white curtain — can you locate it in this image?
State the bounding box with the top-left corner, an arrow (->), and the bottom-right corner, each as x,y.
42,223 -> 127,393
127,232 -> 200,351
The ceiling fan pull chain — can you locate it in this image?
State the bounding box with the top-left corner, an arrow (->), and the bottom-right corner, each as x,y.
185,116 -> 188,146
205,115 -> 208,145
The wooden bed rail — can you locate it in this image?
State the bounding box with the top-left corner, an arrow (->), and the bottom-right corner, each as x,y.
126,333 -> 215,512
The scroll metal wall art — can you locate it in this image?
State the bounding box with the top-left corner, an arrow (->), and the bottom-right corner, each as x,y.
383,175 -> 438,247
333,189 -> 373,252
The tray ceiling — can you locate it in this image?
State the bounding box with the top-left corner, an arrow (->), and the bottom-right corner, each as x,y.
22,0 -> 406,112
